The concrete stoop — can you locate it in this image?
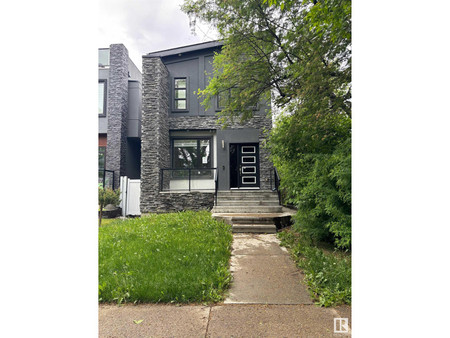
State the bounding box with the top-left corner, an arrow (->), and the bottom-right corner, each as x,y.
211,190 -> 294,233
212,213 -> 285,234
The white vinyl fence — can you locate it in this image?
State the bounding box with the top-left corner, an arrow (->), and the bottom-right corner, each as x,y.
119,176 -> 141,216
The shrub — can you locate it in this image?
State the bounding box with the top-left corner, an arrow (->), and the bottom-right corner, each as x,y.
294,138 -> 351,249
98,187 -> 121,226
269,110 -> 351,250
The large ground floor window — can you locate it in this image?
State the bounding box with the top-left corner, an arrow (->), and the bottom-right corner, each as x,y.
172,138 -> 212,177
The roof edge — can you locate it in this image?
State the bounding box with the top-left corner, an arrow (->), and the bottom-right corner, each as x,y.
144,40 -> 223,58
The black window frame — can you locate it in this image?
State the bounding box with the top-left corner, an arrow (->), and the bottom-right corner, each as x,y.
170,137 -> 213,179
98,80 -> 107,116
173,77 -> 189,112
216,87 -> 258,111
98,146 -> 106,170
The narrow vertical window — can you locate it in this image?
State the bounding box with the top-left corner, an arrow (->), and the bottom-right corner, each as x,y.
217,87 -> 238,110
99,146 -> 106,170
217,90 -> 229,110
98,81 -> 106,115
98,146 -> 106,185
174,78 -> 187,111
98,49 -> 110,68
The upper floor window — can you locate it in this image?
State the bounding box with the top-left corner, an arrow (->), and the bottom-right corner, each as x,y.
98,49 -> 110,68
217,87 -> 238,110
217,87 -> 258,111
174,78 -> 187,111
98,81 -> 106,115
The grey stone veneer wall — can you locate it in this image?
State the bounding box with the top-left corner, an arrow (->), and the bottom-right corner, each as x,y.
140,57 -> 171,212
106,44 -> 129,189
156,192 -> 214,213
140,57 -> 274,213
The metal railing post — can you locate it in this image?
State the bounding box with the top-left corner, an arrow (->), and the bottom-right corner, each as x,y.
215,168 -> 219,206
270,168 -> 273,191
188,169 -> 191,192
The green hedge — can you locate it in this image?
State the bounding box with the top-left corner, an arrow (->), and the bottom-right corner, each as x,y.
269,113 -> 351,250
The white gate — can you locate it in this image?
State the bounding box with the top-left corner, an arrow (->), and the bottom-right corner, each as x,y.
119,176 -> 141,216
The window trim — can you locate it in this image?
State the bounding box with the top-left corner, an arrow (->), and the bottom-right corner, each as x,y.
98,80 -> 107,116
173,77 -> 189,112
170,136 -> 213,179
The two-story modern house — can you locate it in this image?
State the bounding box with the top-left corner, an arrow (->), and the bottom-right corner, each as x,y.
98,44 -> 142,189
140,41 -> 277,213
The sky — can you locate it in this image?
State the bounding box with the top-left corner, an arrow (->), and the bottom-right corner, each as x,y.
98,0 -> 219,71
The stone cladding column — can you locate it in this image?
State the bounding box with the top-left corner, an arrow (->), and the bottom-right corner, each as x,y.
140,57 -> 170,212
106,44 -> 129,189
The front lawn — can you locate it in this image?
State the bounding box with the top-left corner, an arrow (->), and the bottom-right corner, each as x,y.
99,211 -> 233,304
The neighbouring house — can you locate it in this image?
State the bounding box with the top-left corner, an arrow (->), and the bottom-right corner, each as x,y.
98,44 -> 142,189
140,41 -> 277,213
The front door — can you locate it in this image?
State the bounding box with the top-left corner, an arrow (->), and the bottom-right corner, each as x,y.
229,143 -> 259,188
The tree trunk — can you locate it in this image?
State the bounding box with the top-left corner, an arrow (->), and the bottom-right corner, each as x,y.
99,207 -> 103,227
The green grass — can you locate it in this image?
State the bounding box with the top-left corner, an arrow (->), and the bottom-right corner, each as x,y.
99,218 -> 120,227
278,229 -> 351,307
99,211 -> 233,304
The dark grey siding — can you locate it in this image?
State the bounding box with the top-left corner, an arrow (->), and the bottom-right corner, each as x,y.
167,58 -> 199,116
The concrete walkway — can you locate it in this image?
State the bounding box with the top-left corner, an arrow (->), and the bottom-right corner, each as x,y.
99,234 -> 351,337
225,234 -> 312,304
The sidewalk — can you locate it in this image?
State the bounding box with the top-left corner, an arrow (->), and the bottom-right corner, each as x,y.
99,234 -> 351,337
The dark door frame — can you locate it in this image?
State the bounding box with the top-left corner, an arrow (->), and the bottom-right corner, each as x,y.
229,143 -> 260,189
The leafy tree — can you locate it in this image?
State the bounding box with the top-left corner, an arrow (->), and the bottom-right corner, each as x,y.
182,0 -> 351,123
183,0 -> 351,248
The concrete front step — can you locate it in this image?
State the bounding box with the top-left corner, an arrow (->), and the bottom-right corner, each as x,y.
217,189 -> 275,193
216,195 -> 279,201
217,191 -> 278,198
212,212 -> 293,234
232,224 -> 277,234
216,200 -> 280,206
228,216 -> 276,225
211,206 -> 283,213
